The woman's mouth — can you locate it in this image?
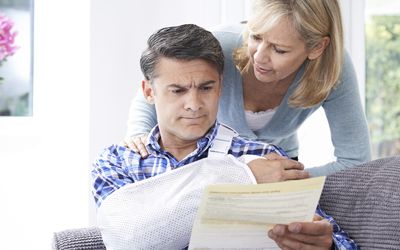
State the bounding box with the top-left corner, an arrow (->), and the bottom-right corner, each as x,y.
255,64 -> 273,74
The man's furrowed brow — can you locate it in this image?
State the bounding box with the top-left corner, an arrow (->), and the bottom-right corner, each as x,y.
167,80 -> 217,88
167,83 -> 186,88
197,80 -> 217,87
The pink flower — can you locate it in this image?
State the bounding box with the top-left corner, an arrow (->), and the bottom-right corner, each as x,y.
0,13 -> 18,62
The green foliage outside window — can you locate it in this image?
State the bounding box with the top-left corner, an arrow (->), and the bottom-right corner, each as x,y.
365,15 -> 400,158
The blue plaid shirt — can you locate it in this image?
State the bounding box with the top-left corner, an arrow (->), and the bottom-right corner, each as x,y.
92,121 -> 358,249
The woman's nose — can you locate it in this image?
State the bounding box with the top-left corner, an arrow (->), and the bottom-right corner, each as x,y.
254,42 -> 270,64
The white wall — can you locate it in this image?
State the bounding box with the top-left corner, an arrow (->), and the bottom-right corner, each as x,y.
0,0 -> 90,249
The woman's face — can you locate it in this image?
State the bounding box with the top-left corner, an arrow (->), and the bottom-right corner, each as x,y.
247,17 -> 311,84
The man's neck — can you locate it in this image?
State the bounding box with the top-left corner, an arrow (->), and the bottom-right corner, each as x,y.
159,139 -> 198,161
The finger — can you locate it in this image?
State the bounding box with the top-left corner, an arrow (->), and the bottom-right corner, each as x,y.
282,169 -> 310,180
121,137 -> 138,150
263,153 -> 305,171
140,135 -> 147,145
268,230 -> 286,249
288,220 -> 333,236
271,224 -> 288,236
119,139 -> 128,147
278,236 -> 328,250
133,137 -> 148,158
270,225 -> 331,250
127,139 -> 140,152
313,214 -> 323,221
278,229 -> 332,247
263,152 -> 286,160
139,148 -> 148,158
279,159 -> 305,170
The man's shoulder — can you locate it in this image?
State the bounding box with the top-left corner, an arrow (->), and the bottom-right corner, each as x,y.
97,144 -> 142,163
228,136 -> 269,158
216,123 -> 263,148
231,136 -> 268,148
230,135 -> 287,158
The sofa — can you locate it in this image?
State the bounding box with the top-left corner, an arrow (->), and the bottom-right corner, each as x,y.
52,156 -> 400,250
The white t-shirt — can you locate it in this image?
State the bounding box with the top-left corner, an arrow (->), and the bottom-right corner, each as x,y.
245,107 -> 277,132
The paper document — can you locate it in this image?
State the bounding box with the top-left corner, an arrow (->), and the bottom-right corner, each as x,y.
189,176 -> 326,250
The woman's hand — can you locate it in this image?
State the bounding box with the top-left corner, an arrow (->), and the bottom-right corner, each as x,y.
247,153 -> 310,183
121,134 -> 149,158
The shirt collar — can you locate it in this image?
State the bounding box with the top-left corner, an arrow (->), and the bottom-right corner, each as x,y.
146,121 -> 220,156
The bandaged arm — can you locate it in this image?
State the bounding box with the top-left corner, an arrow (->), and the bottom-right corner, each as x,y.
97,155 -> 257,250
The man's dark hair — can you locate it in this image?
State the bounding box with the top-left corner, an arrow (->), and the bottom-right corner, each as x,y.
140,24 -> 224,81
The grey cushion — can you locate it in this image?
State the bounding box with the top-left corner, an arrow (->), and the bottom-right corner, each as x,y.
52,156 -> 400,249
52,227 -> 106,250
320,156 -> 400,250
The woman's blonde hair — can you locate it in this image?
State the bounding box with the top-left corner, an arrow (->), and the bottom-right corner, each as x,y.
234,0 -> 344,108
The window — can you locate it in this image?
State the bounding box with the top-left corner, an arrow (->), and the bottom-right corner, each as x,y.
365,0 -> 400,158
0,0 -> 33,116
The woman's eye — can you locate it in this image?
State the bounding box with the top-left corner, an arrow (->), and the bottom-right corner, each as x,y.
273,46 -> 287,54
250,34 -> 261,41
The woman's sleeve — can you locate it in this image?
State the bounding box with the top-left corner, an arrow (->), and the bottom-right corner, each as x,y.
307,51 -> 371,176
126,88 -> 157,137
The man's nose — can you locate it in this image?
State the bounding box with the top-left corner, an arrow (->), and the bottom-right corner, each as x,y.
184,90 -> 202,112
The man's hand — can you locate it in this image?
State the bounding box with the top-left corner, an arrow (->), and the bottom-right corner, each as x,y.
121,134 -> 149,158
248,153 -> 310,183
268,215 -> 333,250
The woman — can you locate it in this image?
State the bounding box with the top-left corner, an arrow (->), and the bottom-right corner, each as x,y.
124,0 -> 371,176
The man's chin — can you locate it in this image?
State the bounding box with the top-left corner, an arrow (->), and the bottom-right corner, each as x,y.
180,127 -> 208,141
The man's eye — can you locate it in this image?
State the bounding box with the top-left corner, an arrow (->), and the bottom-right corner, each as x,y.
171,88 -> 185,94
200,86 -> 212,91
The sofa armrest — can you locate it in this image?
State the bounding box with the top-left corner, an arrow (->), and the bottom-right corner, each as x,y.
320,156 -> 400,249
52,227 -> 106,250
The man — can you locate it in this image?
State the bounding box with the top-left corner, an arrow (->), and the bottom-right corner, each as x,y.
92,24 -> 357,250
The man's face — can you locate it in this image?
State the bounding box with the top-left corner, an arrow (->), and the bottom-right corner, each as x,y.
143,57 -> 222,146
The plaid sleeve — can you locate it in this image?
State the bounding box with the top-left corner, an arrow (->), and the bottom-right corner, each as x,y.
316,205 -> 359,250
91,145 -> 138,207
229,136 -> 288,158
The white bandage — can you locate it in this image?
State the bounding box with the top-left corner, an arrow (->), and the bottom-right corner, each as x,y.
97,155 -> 256,250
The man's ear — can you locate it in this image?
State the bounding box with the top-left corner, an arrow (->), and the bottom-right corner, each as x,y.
142,80 -> 155,104
308,36 -> 330,60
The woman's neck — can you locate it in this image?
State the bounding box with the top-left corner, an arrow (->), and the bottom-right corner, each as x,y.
242,65 -> 295,112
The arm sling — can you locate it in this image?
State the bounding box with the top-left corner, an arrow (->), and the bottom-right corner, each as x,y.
97,125 -> 258,250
